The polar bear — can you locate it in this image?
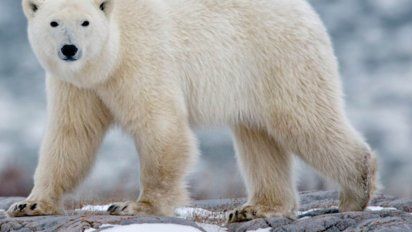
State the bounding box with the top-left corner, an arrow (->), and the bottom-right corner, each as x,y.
8,0 -> 377,222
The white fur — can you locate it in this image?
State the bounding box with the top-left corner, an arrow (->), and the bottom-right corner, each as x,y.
8,0 -> 377,221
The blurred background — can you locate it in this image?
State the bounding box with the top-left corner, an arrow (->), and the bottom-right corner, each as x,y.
0,0 -> 411,203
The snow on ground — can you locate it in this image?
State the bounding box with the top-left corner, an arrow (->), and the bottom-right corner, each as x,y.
77,205 -> 400,232
78,205 -> 225,221
78,205 -> 224,218
297,206 -> 397,215
85,223 -> 202,232
77,204 -> 399,217
197,223 -> 227,232
175,207 -> 225,220
297,208 -> 323,216
77,205 -> 227,232
247,229 -> 271,232
367,206 -> 397,211
77,204 -> 111,211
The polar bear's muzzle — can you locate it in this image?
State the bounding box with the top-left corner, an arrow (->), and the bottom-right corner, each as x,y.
58,44 -> 82,62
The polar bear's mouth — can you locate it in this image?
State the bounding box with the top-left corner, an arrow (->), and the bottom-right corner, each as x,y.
62,57 -> 79,62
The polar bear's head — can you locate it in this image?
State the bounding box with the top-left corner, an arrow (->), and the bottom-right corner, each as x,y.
22,0 -> 119,87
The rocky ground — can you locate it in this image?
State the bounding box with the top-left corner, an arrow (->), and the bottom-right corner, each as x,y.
0,191 -> 411,231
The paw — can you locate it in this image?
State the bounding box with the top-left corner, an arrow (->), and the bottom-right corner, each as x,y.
339,151 -> 377,212
107,201 -> 157,216
107,201 -> 137,216
227,205 -> 294,223
7,200 -> 61,217
339,189 -> 370,212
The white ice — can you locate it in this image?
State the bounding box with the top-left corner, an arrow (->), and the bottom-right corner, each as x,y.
247,228 -> 271,232
197,223 -> 227,232
175,207 -> 225,220
366,206 -> 397,211
77,205 -> 226,232
77,204 -> 111,211
85,223 -> 202,232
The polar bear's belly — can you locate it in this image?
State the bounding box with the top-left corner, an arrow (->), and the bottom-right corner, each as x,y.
179,53 -> 270,127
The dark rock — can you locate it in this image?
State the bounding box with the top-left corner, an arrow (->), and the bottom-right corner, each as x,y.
228,191 -> 412,232
0,213 -> 206,232
297,208 -> 340,218
228,217 -> 295,232
0,191 -> 411,232
192,198 -> 245,211
279,210 -> 412,232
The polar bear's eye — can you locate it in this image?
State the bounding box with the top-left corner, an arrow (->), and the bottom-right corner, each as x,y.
30,3 -> 38,12
82,21 -> 90,27
99,3 -> 106,11
50,21 -> 59,28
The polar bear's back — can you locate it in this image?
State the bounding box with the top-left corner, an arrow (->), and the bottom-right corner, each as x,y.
118,0 -> 342,126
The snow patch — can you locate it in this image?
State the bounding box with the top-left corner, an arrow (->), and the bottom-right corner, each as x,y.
197,223 -> 227,232
85,223 -> 202,232
175,207 -> 225,220
367,206 -> 397,211
77,204 -> 225,221
78,205 -> 227,232
297,206 -> 397,216
297,208 -> 322,215
247,228 -> 271,232
77,204 -> 111,212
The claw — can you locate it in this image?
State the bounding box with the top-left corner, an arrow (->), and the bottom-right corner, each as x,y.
228,212 -> 234,223
108,205 -> 119,213
30,203 -> 37,210
18,204 -> 27,211
7,200 -> 61,217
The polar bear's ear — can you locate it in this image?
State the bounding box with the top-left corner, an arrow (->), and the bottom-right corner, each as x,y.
95,0 -> 114,16
22,0 -> 44,18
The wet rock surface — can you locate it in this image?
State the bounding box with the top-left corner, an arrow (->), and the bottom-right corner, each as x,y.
1,191 -> 411,231
0,211 -> 205,232
227,191 -> 412,232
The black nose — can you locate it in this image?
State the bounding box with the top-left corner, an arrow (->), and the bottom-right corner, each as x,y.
61,44 -> 78,58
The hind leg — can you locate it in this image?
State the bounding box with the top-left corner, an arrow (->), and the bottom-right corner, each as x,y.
228,125 -> 298,223
270,114 -> 377,212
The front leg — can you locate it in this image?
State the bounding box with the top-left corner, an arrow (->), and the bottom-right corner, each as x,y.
109,109 -> 198,216
7,77 -> 112,217
102,79 -> 198,217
